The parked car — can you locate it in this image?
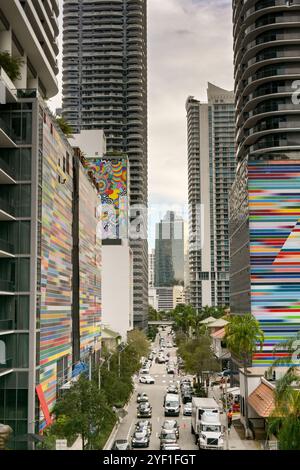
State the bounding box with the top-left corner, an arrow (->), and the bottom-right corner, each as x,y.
111,439 -> 131,450
131,430 -> 150,448
183,402 -> 192,416
161,420 -> 180,439
159,431 -> 177,450
135,420 -> 152,436
139,375 -> 155,384
137,402 -> 152,418
167,366 -> 175,374
137,392 -> 149,403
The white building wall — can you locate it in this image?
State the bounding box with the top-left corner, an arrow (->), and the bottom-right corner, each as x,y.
102,243 -> 133,342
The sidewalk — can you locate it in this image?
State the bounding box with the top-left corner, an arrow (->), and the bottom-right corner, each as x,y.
208,384 -> 261,451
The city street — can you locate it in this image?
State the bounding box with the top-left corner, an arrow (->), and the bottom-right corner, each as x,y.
113,328 -> 198,451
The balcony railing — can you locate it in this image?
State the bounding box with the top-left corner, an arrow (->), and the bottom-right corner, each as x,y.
0,280 -> 15,292
0,197 -> 16,217
0,157 -> 16,180
0,238 -> 14,254
0,319 -> 13,330
0,358 -> 13,369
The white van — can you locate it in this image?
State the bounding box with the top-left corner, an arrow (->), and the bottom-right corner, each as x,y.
164,393 -> 180,417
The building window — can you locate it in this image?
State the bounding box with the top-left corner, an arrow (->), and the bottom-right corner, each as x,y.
66,152 -> 70,174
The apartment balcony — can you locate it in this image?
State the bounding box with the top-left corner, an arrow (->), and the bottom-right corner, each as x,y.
0,357 -> 13,377
0,319 -> 14,333
0,279 -> 14,294
0,238 -> 14,258
0,157 -> 16,184
0,197 -> 16,221
0,116 -> 17,148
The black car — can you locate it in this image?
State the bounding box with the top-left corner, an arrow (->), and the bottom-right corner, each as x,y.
131,430 -> 150,448
111,439 -> 131,450
137,402 -> 152,418
182,392 -> 193,404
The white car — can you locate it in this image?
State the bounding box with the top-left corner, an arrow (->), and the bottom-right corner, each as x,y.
140,368 -> 150,375
139,375 -> 155,384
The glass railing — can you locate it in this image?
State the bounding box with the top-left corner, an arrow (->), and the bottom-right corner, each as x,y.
0,279 -> 15,292
0,319 -> 13,330
0,157 -> 16,180
0,358 -> 13,369
16,89 -> 37,99
0,197 -> 16,217
0,238 -> 14,254
0,116 -> 17,143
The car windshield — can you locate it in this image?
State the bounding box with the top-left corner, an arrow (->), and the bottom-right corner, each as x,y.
163,421 -> 176,429
202,425 -> 221,432
161,433 -> 176,440
166,401 -> 177,407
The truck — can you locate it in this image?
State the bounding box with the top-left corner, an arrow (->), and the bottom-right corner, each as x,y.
191,397 -> 224,450
164,393 -> 180,417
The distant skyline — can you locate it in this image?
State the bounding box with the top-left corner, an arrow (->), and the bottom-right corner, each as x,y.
49,0 -> 234,247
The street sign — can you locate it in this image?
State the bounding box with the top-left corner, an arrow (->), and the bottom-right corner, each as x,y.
56,439 -> 68,450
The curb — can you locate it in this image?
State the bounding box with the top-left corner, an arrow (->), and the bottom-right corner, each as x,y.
103,388 -> 135,450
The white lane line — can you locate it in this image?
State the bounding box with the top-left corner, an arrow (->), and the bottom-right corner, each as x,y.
126,419 -> 134,441
162,380 -> 166,383
157,417 -> 160,423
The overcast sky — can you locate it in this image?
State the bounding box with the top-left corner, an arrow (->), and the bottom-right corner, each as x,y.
49,0 -> 234,246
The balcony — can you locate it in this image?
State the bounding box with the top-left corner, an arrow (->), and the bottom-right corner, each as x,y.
0,197 -> 16,221
0,279 -> 14,294
0,157 -> 16,184
0,319 -> 13,333
0,357 -> 13,376
0,116 -> 17,148
0,239 -> 14,258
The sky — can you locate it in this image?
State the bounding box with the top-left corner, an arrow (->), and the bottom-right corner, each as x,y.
49,0 -> 234,247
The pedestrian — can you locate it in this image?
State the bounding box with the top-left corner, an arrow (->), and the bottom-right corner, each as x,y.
227,408 -> 233,431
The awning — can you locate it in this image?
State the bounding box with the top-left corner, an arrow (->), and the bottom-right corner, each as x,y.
211,327 -> 225,339
248,382 -> 275,418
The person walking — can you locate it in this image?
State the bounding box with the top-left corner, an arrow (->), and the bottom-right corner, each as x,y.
227,408 -> 233,432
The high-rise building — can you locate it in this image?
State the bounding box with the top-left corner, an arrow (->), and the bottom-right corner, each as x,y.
230,0 -> 300,366
154,211 -> 184,288
186,84 -> 235,312
62,0 -> 148,329
149,248 -> 155,288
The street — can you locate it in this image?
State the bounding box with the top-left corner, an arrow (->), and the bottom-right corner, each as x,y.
113,327 -> 198,451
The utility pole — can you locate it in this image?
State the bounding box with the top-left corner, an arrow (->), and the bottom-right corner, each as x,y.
224,377 -> 229,450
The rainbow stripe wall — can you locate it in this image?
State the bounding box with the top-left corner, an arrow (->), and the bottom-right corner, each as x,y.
39,113 -> 73,429
79,163 -> 101,355
249,161 -> 300,366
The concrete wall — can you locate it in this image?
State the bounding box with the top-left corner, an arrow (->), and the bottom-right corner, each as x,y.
102,243 -> 133,342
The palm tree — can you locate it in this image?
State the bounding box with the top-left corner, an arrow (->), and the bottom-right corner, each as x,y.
267,368 -> 300,449
225,314 -> 264,437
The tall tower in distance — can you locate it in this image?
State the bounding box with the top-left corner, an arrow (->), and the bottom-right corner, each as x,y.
186,84 -> 235,312
62,0 -> 148,329
231,0 -> 300,366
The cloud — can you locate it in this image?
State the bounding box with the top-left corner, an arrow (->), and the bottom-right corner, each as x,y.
50,0 -> 234,241
148,0 -> 233,213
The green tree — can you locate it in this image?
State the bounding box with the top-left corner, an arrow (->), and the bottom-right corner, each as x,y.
267,368 -> 300,449
148,305 -> 162,321
50,376 -> 116,450
56,116 -> 73,137
225,314 -> 264,437
178,335 -> 220,386
0,52 -> 24,81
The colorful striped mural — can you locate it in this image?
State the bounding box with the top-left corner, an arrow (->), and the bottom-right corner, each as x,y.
79,163 -> 102,355
39,113 -> 73,429
249,161 -> 300,366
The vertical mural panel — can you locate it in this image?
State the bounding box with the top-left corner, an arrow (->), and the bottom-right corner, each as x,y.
249,161 -> 300,366
39,112 -> 73,428
78,163 -> 101,355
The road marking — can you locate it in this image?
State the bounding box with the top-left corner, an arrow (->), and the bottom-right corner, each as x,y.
162,380 -> 166,383
126,419 -> 134,441
157,417 -> 160,423
162,375 -> 166,378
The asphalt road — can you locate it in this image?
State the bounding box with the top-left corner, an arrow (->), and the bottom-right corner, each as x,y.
113,328 -> 198,451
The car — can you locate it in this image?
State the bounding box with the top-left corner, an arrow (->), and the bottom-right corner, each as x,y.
167,366 -> 175,374
161,420 -> 180,438
167,385 -> 178,394
137,402 -> 152,418
152,349 -> 157,354
159,431 -> 177,450
111,439 -> 131,450
131,430 -> 150,448
135,420 -> 152,436
182,391 -> 193,404
167,343 -> 173,348
137,392 -> 149,403
140,367 -> 150,375
139,375 -> 155,384
161,443 -> 181,451
157,356 -> 166,364
183,402 -> 192,416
